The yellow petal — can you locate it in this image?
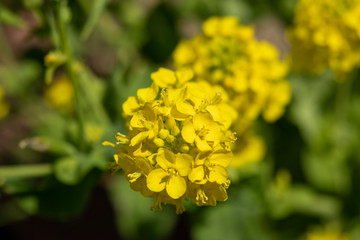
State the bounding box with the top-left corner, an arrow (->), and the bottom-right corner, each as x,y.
209,150 -> 233,167
122,96 -> 139,116
147,168 -> 168,192
137,84 -> 158,103
176,101 -> 195,116
130,112 -> 145,129
204,123 -> 222,142
195,137 -> 212,152
156,148 -> 175,170
102,141 -> 115,147
208,165 -> 228,184
117,153 -> 136,172
166,175 -> 186,199
175,68 -> 194,86
151,68 -> 177,88
135,157 -> 152,175
189,166 -> 205,183
181,122 -> 196,143
130,131 -> 149,146
193,113 -> 212,130
175,154 -> 193,176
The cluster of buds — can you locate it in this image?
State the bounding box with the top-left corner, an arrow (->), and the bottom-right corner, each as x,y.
173,16 -> 291,124
289,0 -> 360,80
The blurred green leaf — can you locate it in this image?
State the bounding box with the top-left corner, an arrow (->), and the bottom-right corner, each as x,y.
289,72 -> 335,144
54,156 -> 79,185
0,60 -> 42,97
80,0 -> 109,40
16,195 -> 39,215
37,169 -> 101,219
0,164 -> 52,180
192,184 -> 271,240
108,175 -> 177,239
0,4 -> 26,28
267,185 -> 341,219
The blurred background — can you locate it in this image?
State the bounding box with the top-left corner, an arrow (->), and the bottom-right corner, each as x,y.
0,0 -> 360,239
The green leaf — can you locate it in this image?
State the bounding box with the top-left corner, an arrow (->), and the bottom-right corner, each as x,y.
192,184 -> 271,240
54,157 -> 80,185
267,185 -> 341,219
107,175 -> 177,239
0,4 -> 26,28
37,169 -> 102,220
81,0 -> 109,40
0,164 -> 52,181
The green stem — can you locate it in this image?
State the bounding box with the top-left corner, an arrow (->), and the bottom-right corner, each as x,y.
0,164 -> 52,179
55,0 -> 86,150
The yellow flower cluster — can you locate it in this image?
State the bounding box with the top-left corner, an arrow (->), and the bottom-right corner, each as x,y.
0,86 -> 10,120
173,17 -> 290,168
289,0 -> 360,79
104,68 -> 237,213
173,16 -> 291,124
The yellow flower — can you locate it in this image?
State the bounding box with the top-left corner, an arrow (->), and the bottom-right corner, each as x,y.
189,149 -> 232,185
44,75 -> 74,113
173,16 -> 291,123
147,148 -> 192,199
230,135 -> 265,168
289,0 -> 360,80
173,16 -> 290,171
104,68 -> 237,213
122,83 -> 158,117
181,113 -> 223,152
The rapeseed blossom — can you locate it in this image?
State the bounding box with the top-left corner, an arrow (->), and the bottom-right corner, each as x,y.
173,16 -> 291,124
289,0 -> 360,79
104,68 -> 237,213
173,17 -> 290,169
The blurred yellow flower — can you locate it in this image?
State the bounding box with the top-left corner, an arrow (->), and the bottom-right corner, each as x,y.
104,68 -> 237,213
44,75 -> 74,113
173,16 -> 291,124
85,124 -> 104,143
173,17 -> 291,170
289,0 -> 360,80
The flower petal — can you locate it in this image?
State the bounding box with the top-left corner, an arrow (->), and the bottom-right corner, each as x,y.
195,137 -> 212,152
208,165 -> 228,184
137,84 -> 158,103
181,122 -> 196,143
166,175 -> 186,199
156,148 -> 175,170
175,69 -> 194,86
209,150 -> 233,167
193,113 -> 212,130
147,168 -> 168,192
189,166 -> 205,183
122,96 -> 139,116
151,68 -> 177,88
130,131 -> 149,146
175,154 -> 193,176
176,101 -> 196,116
